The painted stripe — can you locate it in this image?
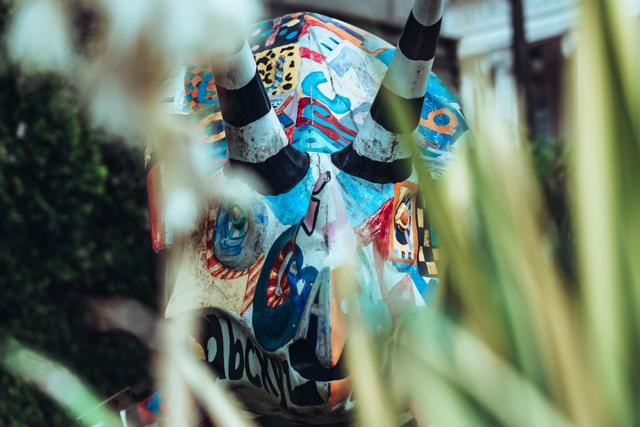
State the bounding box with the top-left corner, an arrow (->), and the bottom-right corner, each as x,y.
241,254 -> 265,314
398,13 -> 442,61
370,86 -> 425,135
412,0 -> 445,27
382,49 -> 434,99
341,2 -> 442,171
216,71 -> 271,128
352,115 -> 413,162
331,145 -> 412,184
225,109 -> 289,163
228,145 -> 310,195
213,42 -> 256,90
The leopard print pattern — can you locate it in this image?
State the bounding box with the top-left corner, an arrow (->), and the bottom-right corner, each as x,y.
255,44 -> 300,96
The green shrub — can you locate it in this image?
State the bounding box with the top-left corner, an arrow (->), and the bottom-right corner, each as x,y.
0,5 -> 157,426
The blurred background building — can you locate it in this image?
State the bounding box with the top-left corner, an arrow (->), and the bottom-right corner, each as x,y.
267,0 -> 640,140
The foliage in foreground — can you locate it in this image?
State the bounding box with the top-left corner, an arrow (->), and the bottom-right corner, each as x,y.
376,1 -> 639,425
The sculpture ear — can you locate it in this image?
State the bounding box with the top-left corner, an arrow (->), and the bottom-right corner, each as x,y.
214,41 -> 309,196
332,0 -> 445,183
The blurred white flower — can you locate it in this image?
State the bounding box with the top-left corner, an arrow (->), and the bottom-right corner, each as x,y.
189,137 -> 217,180
7,0 -> 73,72
165,188 -> 200,234
6,0 -> 265,234
88,76 -> 142,137
98,0 -> 155,57
157,0 -> 262,61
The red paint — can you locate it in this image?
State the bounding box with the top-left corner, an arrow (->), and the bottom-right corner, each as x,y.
296,97 -> 356,147
300,46 -> 325,63
356,198 -> 394,259
285,125 -> 296,143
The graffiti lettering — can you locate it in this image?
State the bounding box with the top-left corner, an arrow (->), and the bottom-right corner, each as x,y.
199,312 -> 323,409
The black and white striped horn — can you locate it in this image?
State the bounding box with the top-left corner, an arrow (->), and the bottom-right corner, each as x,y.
215,41 -> 309,195
332,0 -> 444,183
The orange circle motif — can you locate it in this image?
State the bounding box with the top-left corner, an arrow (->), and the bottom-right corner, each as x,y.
423,108 -> 459,136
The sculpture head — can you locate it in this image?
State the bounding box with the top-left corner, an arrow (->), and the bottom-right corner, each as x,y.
147,0 -> 466,422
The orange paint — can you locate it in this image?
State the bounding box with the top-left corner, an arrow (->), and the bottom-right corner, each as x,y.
328,378 -> 352,411
388,182 -> 419,264
421,108 -> 459,136
330,268 -> 348,367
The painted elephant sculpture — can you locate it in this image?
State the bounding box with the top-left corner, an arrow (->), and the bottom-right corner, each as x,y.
146,0 -> 467,423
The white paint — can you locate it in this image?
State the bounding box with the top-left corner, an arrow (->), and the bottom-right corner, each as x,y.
352,115 -> 413,162
412,0 -> 445,27
214,41 -> 257,90
225,109 -> 288,163
383,49 -> 433,99
207,337 -> 218,363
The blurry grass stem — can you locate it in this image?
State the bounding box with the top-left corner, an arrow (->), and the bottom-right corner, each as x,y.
1,339 -> 121,427
92,299 -> 256,427
337,265 -> 396,427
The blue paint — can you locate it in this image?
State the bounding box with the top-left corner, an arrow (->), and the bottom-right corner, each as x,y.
426,73 -> 459,104
145,388 -> 166,415
277,112 -> 294,128
320,42 -> 334,52
410,266 -> 427,295
286,247 -> 318,316
328,46 -> 362,77
298,101 -> 356,143
252,225 -> 319,352
203,117 -> 225,136
203,143 -> 228,163
197,71 -> 220,107
264,57 -> 286,93
409,267 -> 439,303
377,48 -> 394,66
286,30 -> 299,40
293,125 -> 346,153
434,113 -> 451,126
213,207 -> 247,257
336,172 -> 394,227
301,71 -> 351,114
418,94 -> 467,151
313,116 -> 355,141
420,147 -> 448,159
264,168 -> 314,225
392,261 -> 413,273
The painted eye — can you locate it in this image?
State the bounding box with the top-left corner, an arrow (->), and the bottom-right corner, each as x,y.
395,204 -> 410,230
230,205 -> 247,229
